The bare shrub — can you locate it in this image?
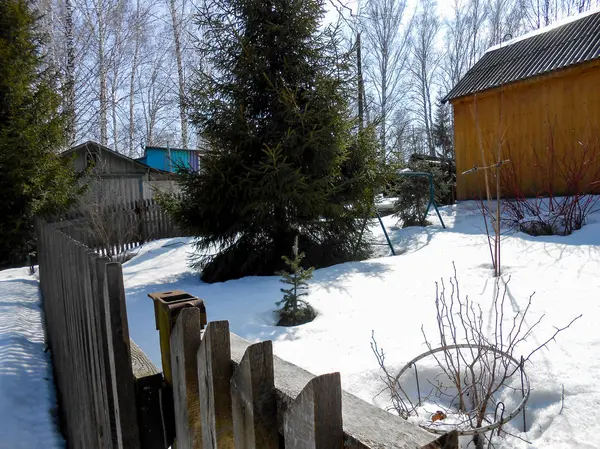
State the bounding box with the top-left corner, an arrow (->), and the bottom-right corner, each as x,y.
70,180 -> 144,262
372,264 -> 581,447
501,125 -> 600,236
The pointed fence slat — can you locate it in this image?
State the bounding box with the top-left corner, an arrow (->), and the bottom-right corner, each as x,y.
170,308 -> 203,449
228,332 -> 445,449
284,373 -> 343,449
105,262 -> 140,449
230,341 -> 279,449
197,321 -> 234,449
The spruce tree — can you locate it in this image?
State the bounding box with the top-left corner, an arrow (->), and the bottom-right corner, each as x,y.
276,236 -> 315,326
0,0 -> 78,268
433,99 -> 453,159
167,0 -> 377,282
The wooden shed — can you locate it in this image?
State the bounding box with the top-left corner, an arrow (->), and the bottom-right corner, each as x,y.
443,10 -> 600,200
62,141 -> 180,204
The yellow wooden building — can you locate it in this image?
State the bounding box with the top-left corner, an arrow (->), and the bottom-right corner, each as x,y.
443,10 -> 600,200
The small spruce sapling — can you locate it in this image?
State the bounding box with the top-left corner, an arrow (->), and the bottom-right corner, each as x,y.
276,236 -> 316,326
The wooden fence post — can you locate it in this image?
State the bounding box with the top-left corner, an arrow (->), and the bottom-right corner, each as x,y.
284,373 -> 343,449
170,308 -> 203,449
197,321 -> 234,449
230,341 -> 278,449
105,262 -> 140,449
130,340 -> 169,449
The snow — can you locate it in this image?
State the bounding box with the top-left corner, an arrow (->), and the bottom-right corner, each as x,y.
485,7 -> 600,53
0,268 -> 65,449
123,201 -> 600,448
375,194 -> 398,213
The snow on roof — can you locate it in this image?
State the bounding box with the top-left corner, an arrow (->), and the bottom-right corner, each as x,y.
443,8 -> 600,102
485,6 -> 600,53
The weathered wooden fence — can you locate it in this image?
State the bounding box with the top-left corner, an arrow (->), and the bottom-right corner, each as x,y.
37,221 -> 171,449
169,307 -> 458,449
38,216 -> 458,449
55,197 -> 184,259
38,222 -> 135,448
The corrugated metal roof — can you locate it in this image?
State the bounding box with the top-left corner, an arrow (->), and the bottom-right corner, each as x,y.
443,10 -> 600,102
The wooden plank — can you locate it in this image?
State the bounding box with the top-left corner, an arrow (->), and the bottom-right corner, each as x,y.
131,339 -> 160,379
136,199 -> 146,243
47,229 -> 76,445
284,373 -> 343,449
126,201 -> 134,250
60,232 -> 83,447
69,238 -> 96,448
419,431 -> 459,449
230,340 -> 278,449
85,247 -> 115,449
157,200 -> 164,238
170,308 -> 203,449
229,333 -> 438,449
90,252 -> 118,448
80,245 -> 111,449
130,340 -> 171,449
147,199 -> 155,240
105,262 -> 140,449
197,321 -> 234,449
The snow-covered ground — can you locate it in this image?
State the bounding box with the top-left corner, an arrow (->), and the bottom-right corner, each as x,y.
123,202 -> 600,448
0,268 -> 64,449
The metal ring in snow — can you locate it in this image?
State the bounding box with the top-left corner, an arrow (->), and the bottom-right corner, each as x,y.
395,344 -> 531,436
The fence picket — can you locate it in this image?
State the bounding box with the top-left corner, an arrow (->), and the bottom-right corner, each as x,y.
284,373 -> 343,449
85,250 -> 114,449
105,262 -> 140,449
230,341 -> 278,449
197,321 -> 234,449
170,308 -> 203,449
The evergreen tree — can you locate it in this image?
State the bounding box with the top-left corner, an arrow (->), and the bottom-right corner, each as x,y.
276,236 -> 315,326
0,0 -> 78,268
391,159 -> 451,227
166,0 -> 378,282
432,98 -> 454,159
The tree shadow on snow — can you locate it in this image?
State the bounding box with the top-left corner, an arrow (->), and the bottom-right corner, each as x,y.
313,260 -> 394,295
121,238 -> 192,271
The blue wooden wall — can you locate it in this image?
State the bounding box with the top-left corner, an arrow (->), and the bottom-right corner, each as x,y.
139,147 -> 201,172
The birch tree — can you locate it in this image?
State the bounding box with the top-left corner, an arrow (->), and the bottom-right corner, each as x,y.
487,0 -> 524,47
363,0 -> 413,160
467,0 -> 487,66
64,0 -> 77,146
128,0 -> 145,155
167,0 -> 189,148
408,0 -> 440,156
138,38 -> 179,147
441,0 -> 472,94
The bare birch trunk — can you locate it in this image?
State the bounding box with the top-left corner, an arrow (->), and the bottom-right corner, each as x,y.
129,0 -> 142,156
168,0 -> 188,148
65,0 -> 76,146
97,0 -> 108,146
